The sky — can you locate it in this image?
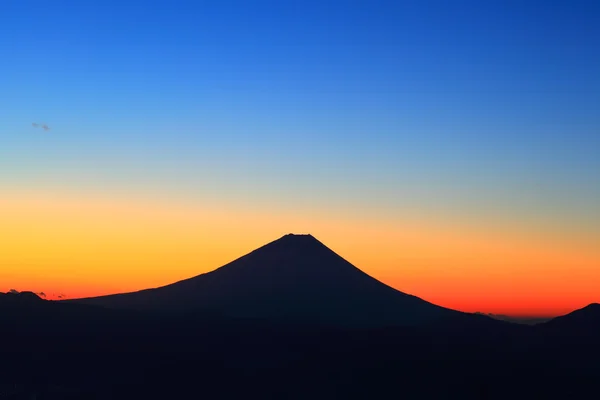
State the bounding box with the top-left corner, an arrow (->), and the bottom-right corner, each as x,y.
1,0 -> 599,317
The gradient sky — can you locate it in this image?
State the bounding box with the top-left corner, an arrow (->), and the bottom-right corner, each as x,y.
1,0 -> 599,317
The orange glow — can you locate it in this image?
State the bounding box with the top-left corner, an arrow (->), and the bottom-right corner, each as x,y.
1,189 -> 598,317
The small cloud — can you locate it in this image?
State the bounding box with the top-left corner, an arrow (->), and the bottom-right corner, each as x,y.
32,122 -> 50,131
9,289 -> 20,294
37,292 -> 47,299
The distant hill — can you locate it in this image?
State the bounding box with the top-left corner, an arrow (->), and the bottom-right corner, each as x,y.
475,312 -> 551,325
67,233 -> 476,327
0,290 -> 45,306
539,303 -> 600,333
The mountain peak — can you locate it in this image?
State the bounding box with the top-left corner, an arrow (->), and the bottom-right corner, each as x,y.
280,233 -> 318,241
284,233 -> 313,237
248,233 -> 329,261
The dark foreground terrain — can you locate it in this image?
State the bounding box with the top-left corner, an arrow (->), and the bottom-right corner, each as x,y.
2,236 -> 599,398
1,293 -> 599,399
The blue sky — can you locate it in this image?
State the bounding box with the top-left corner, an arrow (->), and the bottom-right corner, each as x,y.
2,0 -> 599,232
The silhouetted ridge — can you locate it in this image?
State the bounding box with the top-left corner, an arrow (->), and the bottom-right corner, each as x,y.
583,303 -> 600,311
541,303 -> 600,333
0,291 -> 44,304
68,233 -> 472,327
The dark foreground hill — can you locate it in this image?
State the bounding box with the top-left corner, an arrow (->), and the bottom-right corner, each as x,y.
2,292 -> 600,399
539,303 -> 600,334
69,234 -> 468,327
2,234 -> 599,398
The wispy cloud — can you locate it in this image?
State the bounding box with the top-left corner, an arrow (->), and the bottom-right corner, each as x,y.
32,122 -> 50,131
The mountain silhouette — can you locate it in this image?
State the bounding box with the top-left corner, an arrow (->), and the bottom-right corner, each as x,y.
0,291 -> 44,305
540,303 -> 600,333
69,233 -> 468,327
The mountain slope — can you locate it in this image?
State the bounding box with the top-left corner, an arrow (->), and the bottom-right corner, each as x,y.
69,234 -> 467,327
539,303 -> 600,333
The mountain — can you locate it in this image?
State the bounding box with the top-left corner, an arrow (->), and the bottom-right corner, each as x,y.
540,303 -> 600,333
0,291 -> 45,311
68,233 -> 470,327
0,290 -> 43,303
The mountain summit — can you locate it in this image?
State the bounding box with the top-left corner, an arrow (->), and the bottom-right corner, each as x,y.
70,234 -> 464,327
